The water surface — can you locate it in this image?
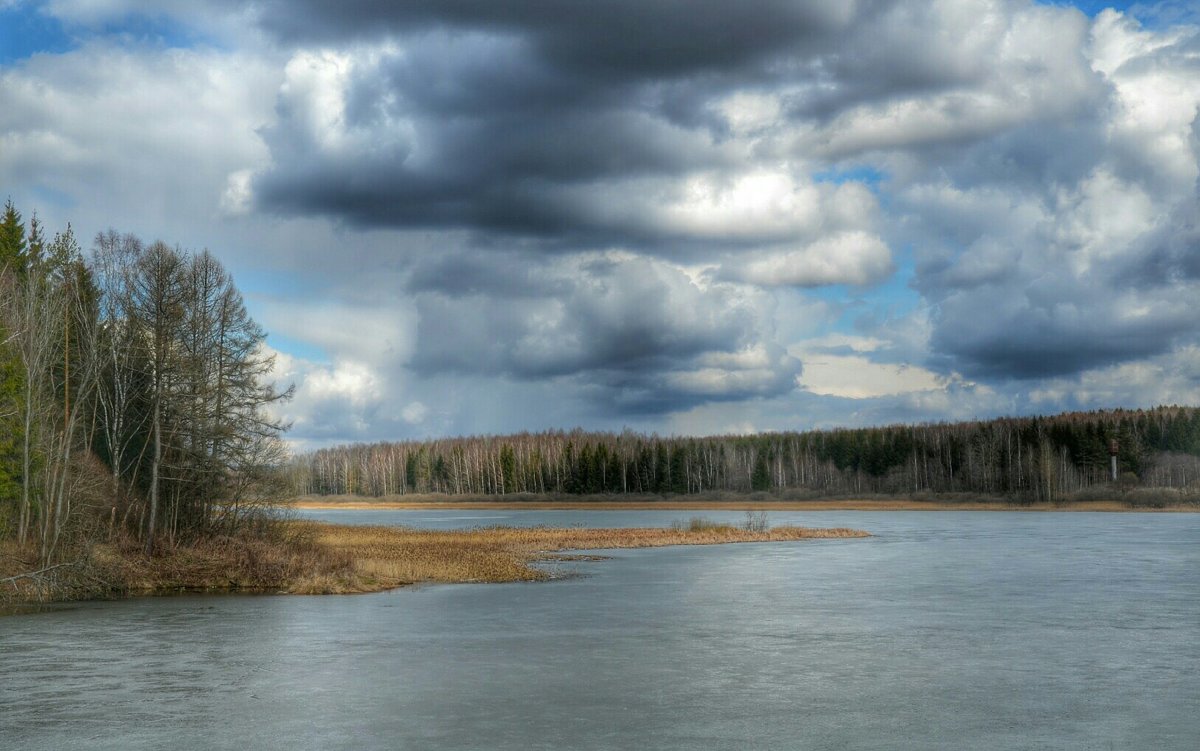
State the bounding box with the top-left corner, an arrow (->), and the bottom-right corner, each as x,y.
2,511 -> 1197,749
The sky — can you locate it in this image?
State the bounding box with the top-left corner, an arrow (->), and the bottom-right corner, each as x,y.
2,0 -> 1199,449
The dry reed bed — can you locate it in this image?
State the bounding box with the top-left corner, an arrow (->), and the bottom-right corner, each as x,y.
2,522 -> 869,603
96,534 -> 356,595
300,522 -> 870,594
2,531 -> 360,602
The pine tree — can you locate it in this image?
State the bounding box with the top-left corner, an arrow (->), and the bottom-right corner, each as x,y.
751,451 -> 771,492
0,199 -> 28,513
26,211 -> 45,269
0,199 -> 27,274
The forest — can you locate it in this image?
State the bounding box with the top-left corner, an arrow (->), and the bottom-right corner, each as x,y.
290,406 -> 1200,504
0,200 -> 290,571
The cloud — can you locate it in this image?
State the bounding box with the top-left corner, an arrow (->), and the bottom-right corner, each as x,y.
0,38 -> 278,241
239,1 -> 903,253
801,3 -> 1104,154
1030,344 -> 1200,410
267,348 -> 384,445
240,1 -> 856,74
238,1 -> 1200,428
409,251 -> 801,412
257,298 -> 417,368
792,333 -> 946,399
250,36 -> 742,245
734,231 -> 893,287
902,11 -> 1200,379
6,1 -> 1200,446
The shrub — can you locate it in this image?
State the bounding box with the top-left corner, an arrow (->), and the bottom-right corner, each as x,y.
742,511 -> 769,533
669,516 -> 729,532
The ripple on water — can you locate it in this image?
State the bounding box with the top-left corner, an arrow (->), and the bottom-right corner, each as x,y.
2,511 -> 1198,750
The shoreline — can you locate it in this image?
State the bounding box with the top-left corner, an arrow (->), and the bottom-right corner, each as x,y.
1,520 -> 870,607
290,498 -> 1199,512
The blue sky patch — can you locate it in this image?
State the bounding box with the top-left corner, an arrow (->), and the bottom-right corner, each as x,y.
0,5 -> 74,64
812,165 -> 887,190
0,2 -> 207,65
265,333 -> 329,364
94,12 -> 207,51
1044,0 -> 1136,15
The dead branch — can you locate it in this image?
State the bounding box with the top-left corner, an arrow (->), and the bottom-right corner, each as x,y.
1,560 -> 83,587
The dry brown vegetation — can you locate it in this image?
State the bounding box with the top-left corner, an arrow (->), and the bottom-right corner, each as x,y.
1,527 -> 356,602
1,521 -> 868,603
300,521 -> 869,593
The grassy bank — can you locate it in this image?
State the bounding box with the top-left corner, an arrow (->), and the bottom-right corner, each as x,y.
0,528 -> 355,603
1,520 -> 868,604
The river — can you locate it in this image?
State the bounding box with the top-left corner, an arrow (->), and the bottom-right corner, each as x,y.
2,511 -> 1197,749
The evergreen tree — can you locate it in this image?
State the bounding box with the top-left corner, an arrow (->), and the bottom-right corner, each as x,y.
26,212 -> 45,268
669,445 -> 687,493
0,200 -> 28,513
0,348 -> 20,508
751,451 -> 771,491
0,199 -> 27,274
499,444 -> 516,494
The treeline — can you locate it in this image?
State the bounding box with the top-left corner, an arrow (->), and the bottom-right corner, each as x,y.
290,406 -> 1200,503
0,200 -> 290,565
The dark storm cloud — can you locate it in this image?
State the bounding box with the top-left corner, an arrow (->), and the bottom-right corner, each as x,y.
929,282 -> 1196,379
245,0 -> 855,77
405,249 -> 566,299
576,352 -> 800,415
244,0 -> 1109,257
252,32 -> 727,242
245,0 -> 909,244
406,252 -> 800,412
411,254 -> 751,378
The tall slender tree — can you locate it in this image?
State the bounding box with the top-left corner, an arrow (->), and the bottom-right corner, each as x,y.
127,242 -> 187,553
91,230 -> 148,504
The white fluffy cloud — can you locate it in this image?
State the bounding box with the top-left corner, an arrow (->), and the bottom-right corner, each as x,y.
736,232 -> 893,287
0,39 -> 279,243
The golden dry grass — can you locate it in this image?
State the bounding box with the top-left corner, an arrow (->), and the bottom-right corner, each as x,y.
3,521 -> 868,603
88,533 -> 357,595
2,531 -> 356,602
295,522 -> 870,594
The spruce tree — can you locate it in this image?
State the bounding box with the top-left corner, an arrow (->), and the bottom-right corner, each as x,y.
0,199 -> 27,511
0,199 -> 27,274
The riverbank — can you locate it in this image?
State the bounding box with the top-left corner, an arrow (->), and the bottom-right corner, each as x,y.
291,495 -> 1200,512
0,520 -> 868,604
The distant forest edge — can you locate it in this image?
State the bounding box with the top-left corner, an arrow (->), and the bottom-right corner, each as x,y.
289,407 -> 1200,505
